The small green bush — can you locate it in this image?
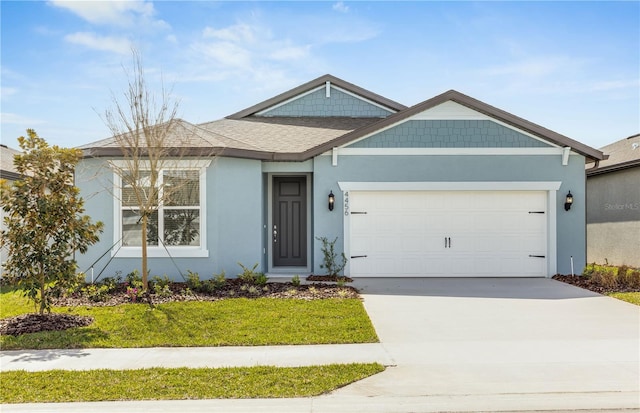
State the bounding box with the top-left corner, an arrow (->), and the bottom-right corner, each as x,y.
583,263 -> 640,289
291,275 -> 301,287
237,263 -> 268,286
317,236 -> 347,277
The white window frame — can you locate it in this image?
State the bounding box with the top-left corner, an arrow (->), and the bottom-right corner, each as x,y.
111,160 -> 211,258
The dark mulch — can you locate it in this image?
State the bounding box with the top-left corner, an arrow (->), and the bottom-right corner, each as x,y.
306,275 -> 353,282
552,274 -> 640,294
1,281 -> 359,336
0,313 -> 94,336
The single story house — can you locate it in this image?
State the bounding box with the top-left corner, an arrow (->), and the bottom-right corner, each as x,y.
586,134 -> 640,268
1,144 -> 22,275
76,75 -> 604,280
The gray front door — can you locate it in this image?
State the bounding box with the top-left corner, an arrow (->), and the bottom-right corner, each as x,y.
273,176 -> 307,267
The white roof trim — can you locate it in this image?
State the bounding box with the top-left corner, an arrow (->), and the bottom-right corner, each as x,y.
338,181 -> 563,191
324,147 -> 577,157
342,100 -> 560,149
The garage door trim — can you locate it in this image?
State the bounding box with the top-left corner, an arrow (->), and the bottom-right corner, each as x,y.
338,181 -> 561,278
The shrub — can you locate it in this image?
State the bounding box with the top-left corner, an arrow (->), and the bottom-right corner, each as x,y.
185,271 -> 202,291
317,236 -> 347,277
237,263 -> 268,286
583,263 -> 640,290
291,275 -> 301,287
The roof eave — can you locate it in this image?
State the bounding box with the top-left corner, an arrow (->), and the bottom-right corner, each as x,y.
586,159 -> 640,176
301,90 -> 605,162
227,74 -> 407,119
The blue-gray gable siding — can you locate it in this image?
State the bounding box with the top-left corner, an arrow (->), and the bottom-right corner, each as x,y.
347,120 -> 553,148
260,87 -> 392,118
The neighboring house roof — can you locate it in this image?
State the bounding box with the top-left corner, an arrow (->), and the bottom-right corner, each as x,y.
0,144 -> 21,180
586,133 -> 640,176
80,75 -> 605,162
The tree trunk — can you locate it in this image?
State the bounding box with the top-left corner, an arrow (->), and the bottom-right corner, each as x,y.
141,214 -> 149,290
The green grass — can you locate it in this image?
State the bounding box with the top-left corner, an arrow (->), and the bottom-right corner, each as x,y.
0,287 -> 378,350
0,363 -> 385,403
607,292 -> 640,306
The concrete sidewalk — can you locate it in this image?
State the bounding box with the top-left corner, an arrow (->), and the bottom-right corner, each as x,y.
2,278 -> 640,412
0,343 -> 393,371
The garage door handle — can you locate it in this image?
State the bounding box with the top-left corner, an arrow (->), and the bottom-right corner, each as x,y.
351,255 -> 368,259
529,254 -> 546,258
444,237 -> 451,248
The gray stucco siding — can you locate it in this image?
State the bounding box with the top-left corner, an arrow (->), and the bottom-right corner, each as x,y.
587,167 -> 640,267
312,153 -> 586,276
347,120 -> 553,148
261,87 -> 391,118
75,157 -> 264,281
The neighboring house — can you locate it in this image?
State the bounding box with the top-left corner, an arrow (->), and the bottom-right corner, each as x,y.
76,74 -> 604,280
1,144 -> 22,275
586,134 -> 640,268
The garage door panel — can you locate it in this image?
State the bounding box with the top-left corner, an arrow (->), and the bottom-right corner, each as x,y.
348,190 -> 548,277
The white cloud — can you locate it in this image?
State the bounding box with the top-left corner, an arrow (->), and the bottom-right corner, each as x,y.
195,41 -> 253,69
1,87 -> 17,99
1,113 -> 45,126
332,2 -> 349,13
49,0 -> 169,29
203,23 -> 258,44
589,79 -> 640,92
269,45 -> 311,61
484,56 -> 580,78
65,32 -> 131,54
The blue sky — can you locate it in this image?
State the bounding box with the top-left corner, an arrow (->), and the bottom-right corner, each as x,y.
1,1 -> 638,150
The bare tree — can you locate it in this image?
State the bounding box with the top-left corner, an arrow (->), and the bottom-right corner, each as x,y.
102,51 -> 197,291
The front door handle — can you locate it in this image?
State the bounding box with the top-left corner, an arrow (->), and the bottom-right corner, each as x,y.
273,225 -> 278,243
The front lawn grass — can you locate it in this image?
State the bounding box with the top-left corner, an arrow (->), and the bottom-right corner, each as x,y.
607,292 -> 640,306
0,288 -> 378,350
0,363 -> 385,403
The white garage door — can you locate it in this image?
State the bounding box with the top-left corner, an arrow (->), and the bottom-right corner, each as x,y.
348,191 -> 548,277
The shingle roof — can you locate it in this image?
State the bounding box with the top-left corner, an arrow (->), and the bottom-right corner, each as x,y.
79,119 -> 265,157
197,117 -> 380,157
586,133 -> 640,176
80,75 -> 605,162
0,145 -> 21,180
313,89 -> 604,161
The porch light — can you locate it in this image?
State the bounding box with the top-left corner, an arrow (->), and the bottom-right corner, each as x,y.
564,191 -> 573,211
328,191 -> 335,211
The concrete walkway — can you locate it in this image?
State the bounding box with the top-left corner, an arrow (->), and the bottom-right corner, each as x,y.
2,278 -> 639,412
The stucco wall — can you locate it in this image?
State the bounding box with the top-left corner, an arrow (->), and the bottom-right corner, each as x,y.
312,153 -> 587,276
75,157 -> 264,281
587,167 -> 640,267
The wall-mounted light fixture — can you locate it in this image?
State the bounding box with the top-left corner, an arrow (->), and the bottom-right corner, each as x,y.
328,191 -> 335,211
564,191 -> 573,211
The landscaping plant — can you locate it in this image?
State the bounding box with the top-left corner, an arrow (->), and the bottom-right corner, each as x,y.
316,236 -> 348,277
0,130 -> 103,314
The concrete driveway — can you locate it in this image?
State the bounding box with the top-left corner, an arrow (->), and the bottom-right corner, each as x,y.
327,277 -> 640,411
3,277 -> 639,413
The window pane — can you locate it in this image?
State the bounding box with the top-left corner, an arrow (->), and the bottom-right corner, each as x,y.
164,170 -> 199,206
122,171 -> 156,207
122,210 -> 158,246
163,209 -> 200,246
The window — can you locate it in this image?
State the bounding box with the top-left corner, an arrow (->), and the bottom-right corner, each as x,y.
113,160 -> 210,257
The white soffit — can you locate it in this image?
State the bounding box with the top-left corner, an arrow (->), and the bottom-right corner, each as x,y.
409,100 -> 488,120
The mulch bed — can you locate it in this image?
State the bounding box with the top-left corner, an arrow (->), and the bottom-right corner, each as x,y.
552,274 -> 640,294
1,281 -> 359,336
306,275 -> 353,282
0,313 -> 94,336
